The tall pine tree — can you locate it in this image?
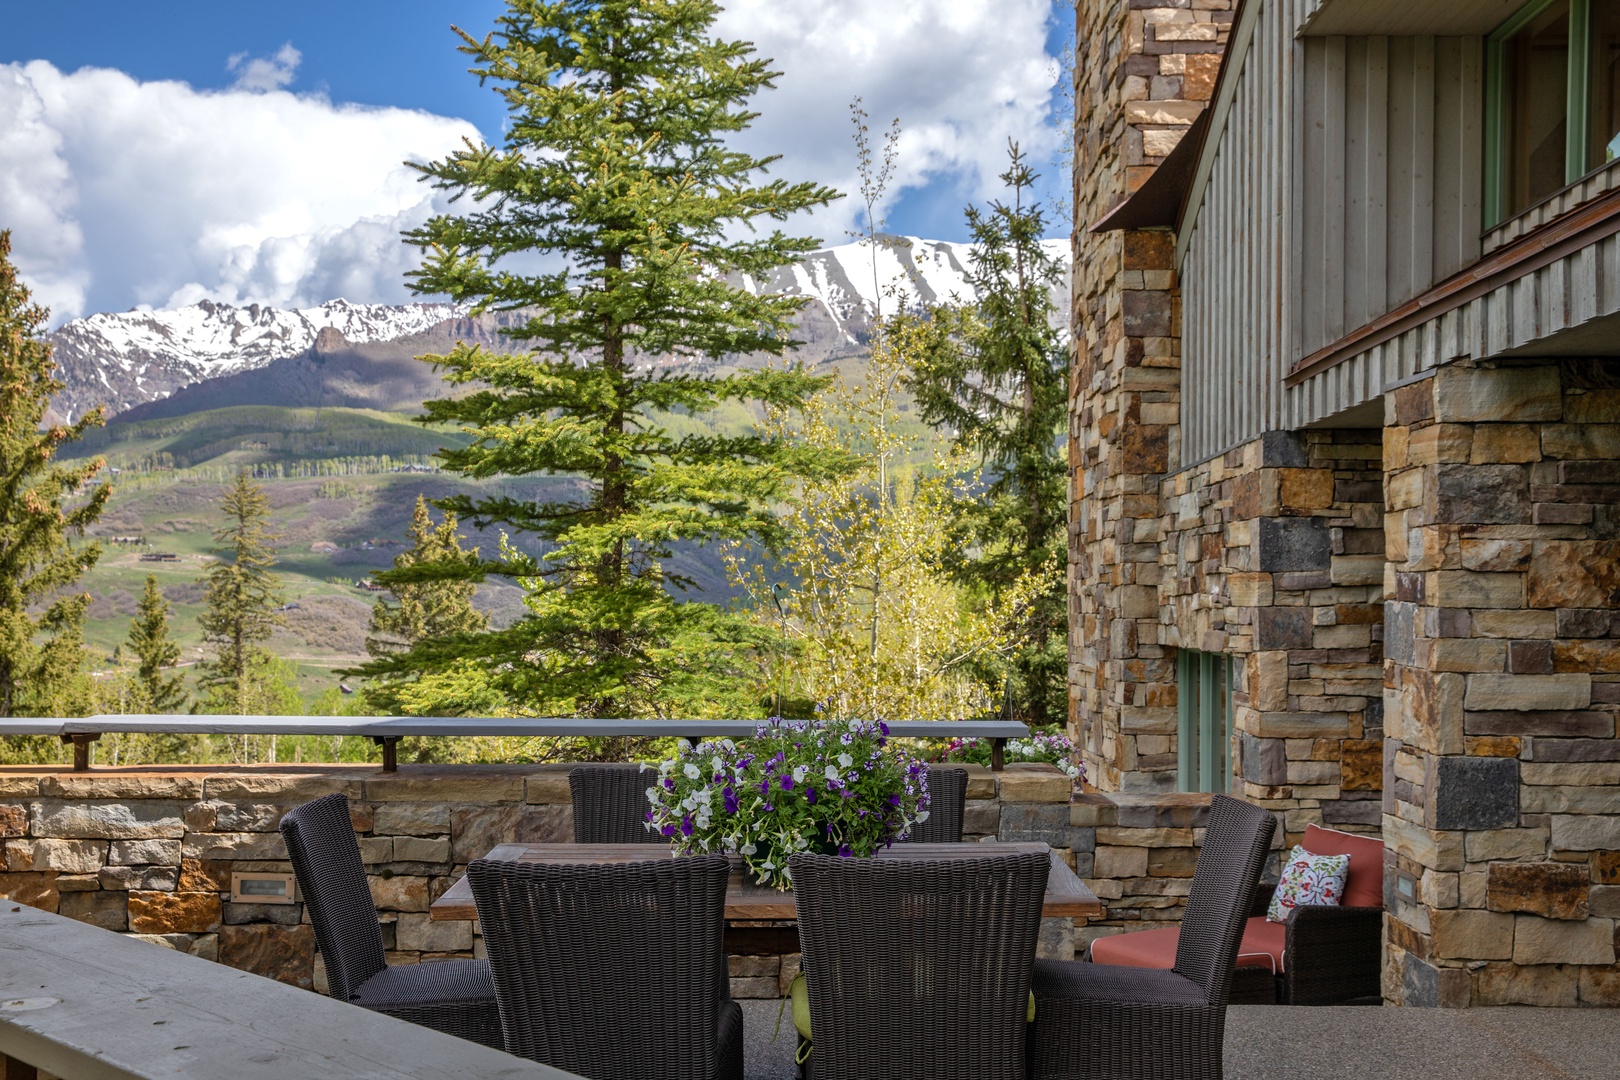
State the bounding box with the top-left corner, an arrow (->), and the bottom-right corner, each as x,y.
361,496 -> 488,714
908,146 -> 1069,726
0,229 -> 109,720
387,0 -> 841,718
127,574 -> 187,712
196,471 -> 289,715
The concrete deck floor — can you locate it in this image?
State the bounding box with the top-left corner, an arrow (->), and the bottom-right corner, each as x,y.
738,1000 -> 1620,1079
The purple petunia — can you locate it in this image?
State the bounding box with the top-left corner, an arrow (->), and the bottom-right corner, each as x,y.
681,814 -> 694,837
779,773 -> 794,791
723,786 -> 740,814
805,786 -> 817,805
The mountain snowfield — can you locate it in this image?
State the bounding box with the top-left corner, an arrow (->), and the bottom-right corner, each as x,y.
47,236 -> 1071,421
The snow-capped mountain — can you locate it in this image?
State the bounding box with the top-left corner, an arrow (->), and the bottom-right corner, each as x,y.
48,237 -> 1071,422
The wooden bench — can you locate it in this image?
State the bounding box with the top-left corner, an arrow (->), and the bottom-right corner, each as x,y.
3,716 -> 1031,772
0,903 -> 581,1080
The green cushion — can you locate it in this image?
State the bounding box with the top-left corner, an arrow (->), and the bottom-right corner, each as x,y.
786,971 -> 1035,1039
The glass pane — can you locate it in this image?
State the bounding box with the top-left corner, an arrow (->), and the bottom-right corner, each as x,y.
1590,3 -> 1620,168
1504,1 -> 1572,215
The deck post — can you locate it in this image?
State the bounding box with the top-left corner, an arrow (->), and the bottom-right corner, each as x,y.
373,736 -> 400,772
59,733 -> 100,772
991,737 -> 1006,771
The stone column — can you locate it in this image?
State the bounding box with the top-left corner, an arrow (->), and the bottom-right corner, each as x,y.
1069,0 -> 1235,794
1382,361 -> 1620,1007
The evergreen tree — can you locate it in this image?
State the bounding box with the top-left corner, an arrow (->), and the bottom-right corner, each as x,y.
196,471 -> 289,715
127,574 -> 187,712
20,594 -> 99,719
0,229 -> 110,720
361,496 -> 488,715
907,145 -> 1069,726
384,0 -> 841,718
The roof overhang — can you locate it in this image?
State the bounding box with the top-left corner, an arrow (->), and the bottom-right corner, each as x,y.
1301,0 -> 1523,36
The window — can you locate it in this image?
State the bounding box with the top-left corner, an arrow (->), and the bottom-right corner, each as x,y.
1176,649 -> 1232,794
1486,0 -> 1620,225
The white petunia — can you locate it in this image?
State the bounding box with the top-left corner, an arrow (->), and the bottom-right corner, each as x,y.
837,753 -> 853,769
684,763 -> 701,780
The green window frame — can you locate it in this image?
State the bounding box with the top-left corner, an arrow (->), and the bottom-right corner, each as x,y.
1485,0 -> 1609,227
1176,649 -> 1232,794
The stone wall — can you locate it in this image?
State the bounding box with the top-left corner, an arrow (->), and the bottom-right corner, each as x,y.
1070,0 -> 1235,794
1381,361 -> 1620,1007
0,761 -> 1079,1000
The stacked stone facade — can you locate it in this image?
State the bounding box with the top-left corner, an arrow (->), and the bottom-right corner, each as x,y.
1381,362 -> 1620,1006
0,762 -> 1080,999
1070,0 -> 1236,794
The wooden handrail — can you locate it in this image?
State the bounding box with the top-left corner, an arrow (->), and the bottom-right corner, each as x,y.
0,904 -> 582,1080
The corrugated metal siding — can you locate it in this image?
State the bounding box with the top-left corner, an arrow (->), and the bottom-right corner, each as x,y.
1179,1 -> 1484,462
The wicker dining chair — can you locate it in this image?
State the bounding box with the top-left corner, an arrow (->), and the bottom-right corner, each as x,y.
467,854 -> 741,1080
902,766 -> 969,843
279,793 -> 502,1049
1026,795 -> 1277,1080
790,851 -> 1050,1080
569,764 -> 666,844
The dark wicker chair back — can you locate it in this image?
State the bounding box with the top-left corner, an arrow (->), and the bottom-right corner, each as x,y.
903,766 -> 968,843
279,792 -> 386,1001
1171,794 -> 1278,1005
468,855 -> 735,1079
791,851 -> 1050,1080
569,764 -> 666,844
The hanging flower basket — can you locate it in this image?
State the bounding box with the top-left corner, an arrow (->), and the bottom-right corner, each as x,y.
645,719 -> 931,890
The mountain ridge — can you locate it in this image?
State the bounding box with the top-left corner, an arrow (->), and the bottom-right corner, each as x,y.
48,235 -> 1071,423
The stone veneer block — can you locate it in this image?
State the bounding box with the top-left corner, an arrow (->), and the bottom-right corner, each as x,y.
1256,517 -> 1331,572
998,804 -> 1071,847
59,890 -> 129,932
1431,366 -> 1562,424
1511,915 -> 1617,966
108,838 -> 183,866
1487,862 -> 1590,920
1464,828 -> 1548,863
201,773 -> 365,801
995,765 -> 1071,803
525,766 -> 575,805
393,836 -> 452,864
29,800 -> 186,839
395,912 -> 473,953
40,775 -> 204,800
219,924 -> 315,989
128,890 -> 222,935
1385,815 -> 1464,872
372,803 -> 451,836
364,771 -> 526,804
1430,757 -> 1518,831
1462,674 -> 1591,712
182,832 -> 288,861
3,838 -> 105,874
0,871 -> 59,911
962,765 -> 997,801
1550,815 -> 1620,850
1430,908 -> 1514,960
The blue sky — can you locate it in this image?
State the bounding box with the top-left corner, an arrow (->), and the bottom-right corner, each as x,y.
0,1 -> 1072,320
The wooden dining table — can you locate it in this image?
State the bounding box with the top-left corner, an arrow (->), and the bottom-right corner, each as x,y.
431,841 -> 1105,954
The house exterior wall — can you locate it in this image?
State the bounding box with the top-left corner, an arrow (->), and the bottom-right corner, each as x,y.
1380,362 -> 1620,1006
1179,1 -> 1485,463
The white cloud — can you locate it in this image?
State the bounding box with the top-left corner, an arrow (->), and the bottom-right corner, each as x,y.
714,0 -> 1064,238
227,43 -> 302,93
0,3 -> 1063,322
0,59 -> 477,323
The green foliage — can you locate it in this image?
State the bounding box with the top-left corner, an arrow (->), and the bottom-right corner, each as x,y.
907,146 -> 1070,725
195,472 -> 294,715
359,497 -> 489,714
385,0 -> 842,718
728,319 -> 1047,721
0,229 -> 110,719
126,575 -> 187,712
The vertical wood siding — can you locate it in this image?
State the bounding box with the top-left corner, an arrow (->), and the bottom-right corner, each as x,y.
1179,0 -> 1484,463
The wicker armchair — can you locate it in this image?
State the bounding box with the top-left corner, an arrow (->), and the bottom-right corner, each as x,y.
1027,795 -> 1277,1080
467,854 -> 741,1080
279,793 -> 502,1049
790,851 -> 1050,1080
902,766 -> 968,843
569,764 -> 666,844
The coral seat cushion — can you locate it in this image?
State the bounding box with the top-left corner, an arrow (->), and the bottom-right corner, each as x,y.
1090,917 -> 1286,974
1302,824 -> 1384,909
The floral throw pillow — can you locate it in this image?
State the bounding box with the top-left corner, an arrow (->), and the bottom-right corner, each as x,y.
1266,845 -> 1351,924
